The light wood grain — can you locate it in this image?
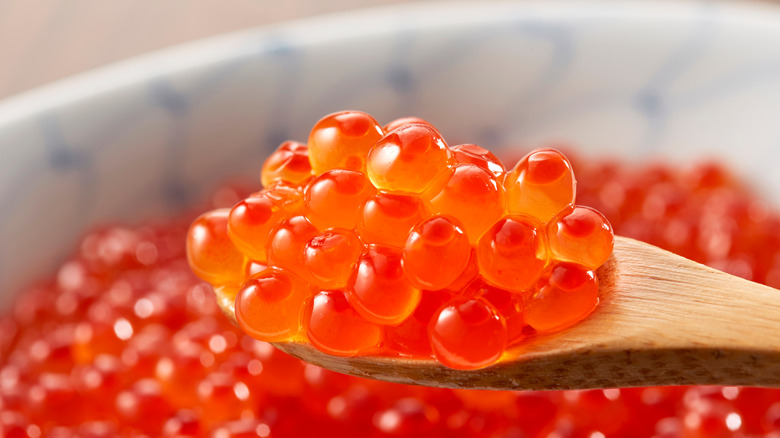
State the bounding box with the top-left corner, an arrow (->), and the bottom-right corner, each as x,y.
216,236 -> 780,390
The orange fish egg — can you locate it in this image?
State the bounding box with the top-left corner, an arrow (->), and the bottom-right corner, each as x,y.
524,262 -> 599,333
347,245 -> 422,326
186,209 -> 246,287
505,148 -> 576,223
261,141 -> 313,188
266,215 -> 319,279
425,163 -> 506,243
304,229 -> 363,290
358,192 -> 429,247
383,116 -> 440,134
402,215 -> 471,291
476,216 -> 548,292
366,123 -> 453,194
548,205 -> 615,269
308,111 -> 384,175
235,267 -> 311,342
450,143 -> 506,178
429,297 -> 507,370
227,188 -> 300,262
304,169 -> 377,231
305,290 -> 384,356
385,289 -> 453,357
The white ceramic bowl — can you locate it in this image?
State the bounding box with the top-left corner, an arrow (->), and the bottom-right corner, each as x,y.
2,1 -> 780,309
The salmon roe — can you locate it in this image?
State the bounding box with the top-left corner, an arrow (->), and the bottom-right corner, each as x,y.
187,111 -> 612,370
260,140 -> 313,188
307,111 -> 384,175
3,140 -> 780,436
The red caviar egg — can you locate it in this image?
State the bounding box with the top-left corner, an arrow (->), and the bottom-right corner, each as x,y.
385,289 -> 453,357
383,116 -> 439,134
244,261 -> 267,277
348,245 -> 422,325
0,412 -> 30,438
304,169 -> 377,230
162,410 -> 202,437
366,123 -> 453,193
261,140 -> 313,188
358,192 -> 429,247
466,280 -> 525,345
373,397 -> 441,436
266,215 -> 319,279
304,229 -> 363,290
305,290 -> 383,356
525,262 -> 599,332
450,143 -> 506,178
476,215 -> 548,292
227,193 -> 292,262
308,111 -> 384,174
196,372 -> 254,425
443,249 -> 480,292
402,215 -> 471,290
186,209 -> 246,286
203,419 -> 271,438
26,372 -> 81,425
155,345 -> 206,407
115,379 -> 176,434
429,297 -> 507,370
425,163 -> 506,242
262,180 -> 304,206
234,267 -> 310,342
505,148 -> 576,222
548,205 -> 615,269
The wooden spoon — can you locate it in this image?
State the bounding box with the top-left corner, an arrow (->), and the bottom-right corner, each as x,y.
215,236 -> 780,390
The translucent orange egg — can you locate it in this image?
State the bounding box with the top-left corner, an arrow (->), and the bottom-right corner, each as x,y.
524,262 -> 599,332
227,190 -> 300,262
308,111 -> 384,175
186,209 -> 246,287
443,249 -> 480,293
366,124 -> 453,194
476,215 -> 548,292
261,141 -> 313,188
402,215 -> 471,291
357,192 -> 429,247
505,148 -> 576,222
245,261 -> 267,277
304,230 -> 363,290
383,116 -> 439,134
426,164 -> 505,243
234,267 -> 310,342
262,180 -> 304,206
450,144 -> 506,178
478,284 -> 525,345
347,245 -> 422,325
385,290 -> 453,357
305,290 -> 383,356
548,205 -> 615,269
304,169 -> 377,231
266,215 -> 319,279
428,297 -> 507,370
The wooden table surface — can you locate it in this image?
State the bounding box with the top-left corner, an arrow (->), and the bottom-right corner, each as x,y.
0,0 -> 428,101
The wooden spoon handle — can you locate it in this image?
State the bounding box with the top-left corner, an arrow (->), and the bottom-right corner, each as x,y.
602,236 -> 780,354
557,236 -> 780,389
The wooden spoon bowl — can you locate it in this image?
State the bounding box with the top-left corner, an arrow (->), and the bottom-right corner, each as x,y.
216,236 -> 780,390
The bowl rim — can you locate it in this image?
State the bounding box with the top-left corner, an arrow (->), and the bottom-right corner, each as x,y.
1,0 -> 779,129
